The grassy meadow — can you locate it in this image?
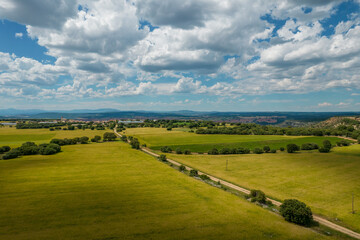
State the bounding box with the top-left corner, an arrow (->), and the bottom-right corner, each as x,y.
169,146 -> 360,232
123,127 -> 348,152
0,138 -> 339,239
0,127 -> 110,147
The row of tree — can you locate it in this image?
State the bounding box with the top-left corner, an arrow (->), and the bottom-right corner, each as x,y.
1,142 -> 61,160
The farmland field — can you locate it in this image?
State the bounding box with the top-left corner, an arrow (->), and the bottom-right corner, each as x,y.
0,127 -> 110,147
169,146 -> 360,232
0,140 -> 338,239
123,127 -> 349,152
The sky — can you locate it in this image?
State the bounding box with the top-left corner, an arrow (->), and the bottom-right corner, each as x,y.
0,0 -> 360,111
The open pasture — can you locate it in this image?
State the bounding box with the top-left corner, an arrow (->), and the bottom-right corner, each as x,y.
170,145 -> 360,232
123,127 -> 348,152
0,127 -> 110,147
0,142 -> 338,240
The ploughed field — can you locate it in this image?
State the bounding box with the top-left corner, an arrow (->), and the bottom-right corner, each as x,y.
169,144 -> 360,232
0,130 -> 338,240
123,127 -> 348,152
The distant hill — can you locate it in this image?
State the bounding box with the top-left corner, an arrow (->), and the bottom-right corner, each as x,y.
1,109 -> 359,124
317,116 -> 360,129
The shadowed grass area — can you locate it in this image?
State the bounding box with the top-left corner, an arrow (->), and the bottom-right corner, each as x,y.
0,142 -> 339,240
124,127 -> 348,152
169,146 -> 360,232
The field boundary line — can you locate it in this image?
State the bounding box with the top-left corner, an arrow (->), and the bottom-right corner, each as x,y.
114,128 -> 360,239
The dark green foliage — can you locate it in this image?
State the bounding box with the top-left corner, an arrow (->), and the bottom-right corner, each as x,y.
318,147 -> 330,153
120,135 -> 128,142
92,135 -> 101,143
358,137 -> 360,144
158,154 -> 167,162
253,148 -> 264,154
18,142 -> 39,155
249,189 -> 266,204
176,148 -> 183,154
0,146 -> 11,153
270,149 -> 276,153
130,138 -> 140,149
80,136 -> 89,144
184,149 -> 191,155
208,148 -> 219,155
179,165 -> 186,171
189,169 -> 198,177
237,147 -> 250,154
220,148 -> 231,154
323,140 -> 332,149
280,147 -> 285,151
160,146 -> 172,153
103,132 -> 117,141
301,143 -> 319,150
280,199 -> 313,226
2,149 -> 21,160
166,127 -> 172,131
199,174 -> 211,181
287,144 -> 299,153
39,143 -> 61,155
336,140 -> 350,146
263,146 -> 270,153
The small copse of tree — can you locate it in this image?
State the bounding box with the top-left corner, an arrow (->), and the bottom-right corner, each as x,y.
280,199 -> 313,226
287,144 -> 300,153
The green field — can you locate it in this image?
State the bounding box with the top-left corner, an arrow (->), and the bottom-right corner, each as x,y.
169,145 -> 360,232
0,140 -> 339,239
123,127 -> 348,152
0,127 -> 110,147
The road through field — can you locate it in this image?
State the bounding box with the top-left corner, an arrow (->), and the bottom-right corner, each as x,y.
114,128 -> 360,239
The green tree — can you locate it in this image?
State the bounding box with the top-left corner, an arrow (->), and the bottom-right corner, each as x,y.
287,144 -> 299,153
280,199 -> 313,226
103,132 -> 117,141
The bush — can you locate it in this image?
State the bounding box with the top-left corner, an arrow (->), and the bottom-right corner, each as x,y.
280,199 -> 313,226
301,143 -> 318,150
39,143 -> 61,155
0,146 -> 11,153
358,137 -> 360,144
323,140 -> 332,149
189,169 -> 198,177
220,148 -> 231,154
253,148 -> 264,154
103,132 -> 117,141
179,165 -> 186,171
80,136 -> 89,144
160,146 -> 172,153
237,147 -> 250,154
280,147 -> 285,151
336,140 -> 350,147
120,135 -> 127,142
175,148 -> 183,154
158,154 -> 167,162
318,147 -> 330,153
2,149 -> 21,160
130,138 -> 140,149
263,146 -> 270,153
208,148 -> 219,155
184,149 -> 191,155
166,127 -> 172,131
200,174 -> 211,181
287,144 -> 299,153
270,149 -> 276,153
249,189 -> 266,204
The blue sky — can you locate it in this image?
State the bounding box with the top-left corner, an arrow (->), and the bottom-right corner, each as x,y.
0,0 -> 359,111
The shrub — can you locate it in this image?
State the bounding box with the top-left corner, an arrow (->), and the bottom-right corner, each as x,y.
0,146 -> 11,153
263,146 -> 270,153
189,169 -> 198,177
220,148 -> 231,154
301,143 -> 318,150
160,146 -> 172,153
358,137 -> 360,144
176,148 -> 183,154
287,144 -> 299,153
323,140 -> 332,149
130,138 -> 140,149
336,140 -> 350,147
237,147 -> 250,154
93,135 -> 101,142
20,145 -> 39,155
50,138 -> 65,146
158,154 -> 167,162
179,165 -> 186,172
270,149 -> 276,153
103,132 -> 117,141
208,148 -> 219,155
318,147 -> 330,153
280,199 -> 313,226
249,189 -> 266,204
253,148 -> 264,154
80,136 -> 89,144
2,149 -> 21,160
166,127 -> 172,131
120,135 -> 127,142
280,147 -> 285,151
184,149 -> 191,155
199,174 -> 211,181
39,143 -> 61,155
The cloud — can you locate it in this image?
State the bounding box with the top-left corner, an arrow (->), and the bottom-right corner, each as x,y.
15,32 -> 23,38
318,102 -> 332,107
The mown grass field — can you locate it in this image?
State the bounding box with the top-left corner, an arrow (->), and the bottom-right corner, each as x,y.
169,145 -> 360,232
0,140 -> 339,240
123,127 -> 348,152
0,127 -> 110,147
